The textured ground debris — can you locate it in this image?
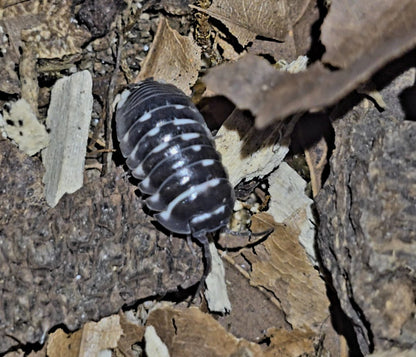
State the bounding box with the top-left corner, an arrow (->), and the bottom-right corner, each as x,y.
136,17 -> 202,94
0,140 -> 202,352
316,64 -> 416,354
0,0 -> 415,355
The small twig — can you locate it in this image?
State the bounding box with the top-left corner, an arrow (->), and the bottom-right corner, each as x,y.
87,133 -> 107,149
86,148 -> 116,158
102,30 -> 124,175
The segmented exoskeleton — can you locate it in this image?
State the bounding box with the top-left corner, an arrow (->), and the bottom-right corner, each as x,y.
115,79 -> 235,294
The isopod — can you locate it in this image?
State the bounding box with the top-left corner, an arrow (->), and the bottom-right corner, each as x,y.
115,79 -> 235,292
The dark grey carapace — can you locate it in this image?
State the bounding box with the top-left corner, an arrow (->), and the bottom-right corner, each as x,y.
115,79 -> 235,242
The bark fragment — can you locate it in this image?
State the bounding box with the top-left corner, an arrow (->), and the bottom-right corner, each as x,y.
316,66 -> 416,354
0,140 -> 202,352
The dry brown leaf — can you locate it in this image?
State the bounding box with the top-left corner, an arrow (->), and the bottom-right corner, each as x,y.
146,306 -> 264,357
193,0 -> 288,46
215,108 -> 291,186
263,328 -> 315,357
267,162 -> 316,263
136,17 -> 202,95
249,0 -> 318,61
197,0 -> 318,49
245,212 -> 330,331
117,311 -> 145,357
289,0 -> 319,57
204,54 -> 284,124
217,259 -> 290,341
46,329 -> 82,357
322,0 -> 416,69
205,34 -> 416,129
195,0 -> 318,59
213,32 -> 243,61
204,2 -> 416,128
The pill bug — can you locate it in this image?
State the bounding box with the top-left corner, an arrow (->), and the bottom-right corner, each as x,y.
115,79 -> 235,291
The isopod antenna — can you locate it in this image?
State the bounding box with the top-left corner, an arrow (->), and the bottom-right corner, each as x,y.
188,233 -> 212,304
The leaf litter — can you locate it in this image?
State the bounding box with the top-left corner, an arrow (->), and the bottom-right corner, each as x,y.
1,0 -> 415,355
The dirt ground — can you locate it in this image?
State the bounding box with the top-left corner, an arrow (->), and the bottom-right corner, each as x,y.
0,0 -> 415,356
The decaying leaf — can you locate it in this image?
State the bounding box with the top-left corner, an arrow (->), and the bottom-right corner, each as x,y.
1,98 -> 49,156
249,0 -> 319,61
194,0 -> 287,46
322,0 -> 416,69
213,31 -> 243,61
215,102 -> 291,187
263,327 -> 316,357
117,311 -> 145,356
146,306 -> 264,356
267,162 -> 316,263
18,0 -> 90,59
205,40 -> 416,129
204,54 -> 286,123
193,0 -> 318,61
217,258 -> 290,342
195,0 -> 309,47
136,17 -> 202,95
46,311 -> 145,357
245,212 -> 329,331
47,315 -> 123,356
204,0 -> 416,128
46,329 -> 82,356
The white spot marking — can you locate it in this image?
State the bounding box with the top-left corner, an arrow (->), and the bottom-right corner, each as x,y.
133,164 -> 144,177
138,112 -> 152,122
191,205 -> 226,224
148,193 -> 160,205
152,141 -> 169,153
182,133 -> 200,141
172,118 -> 199,125
148,126 -> 160,136
201,159 -> 215,166
141,176 -> 150,189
